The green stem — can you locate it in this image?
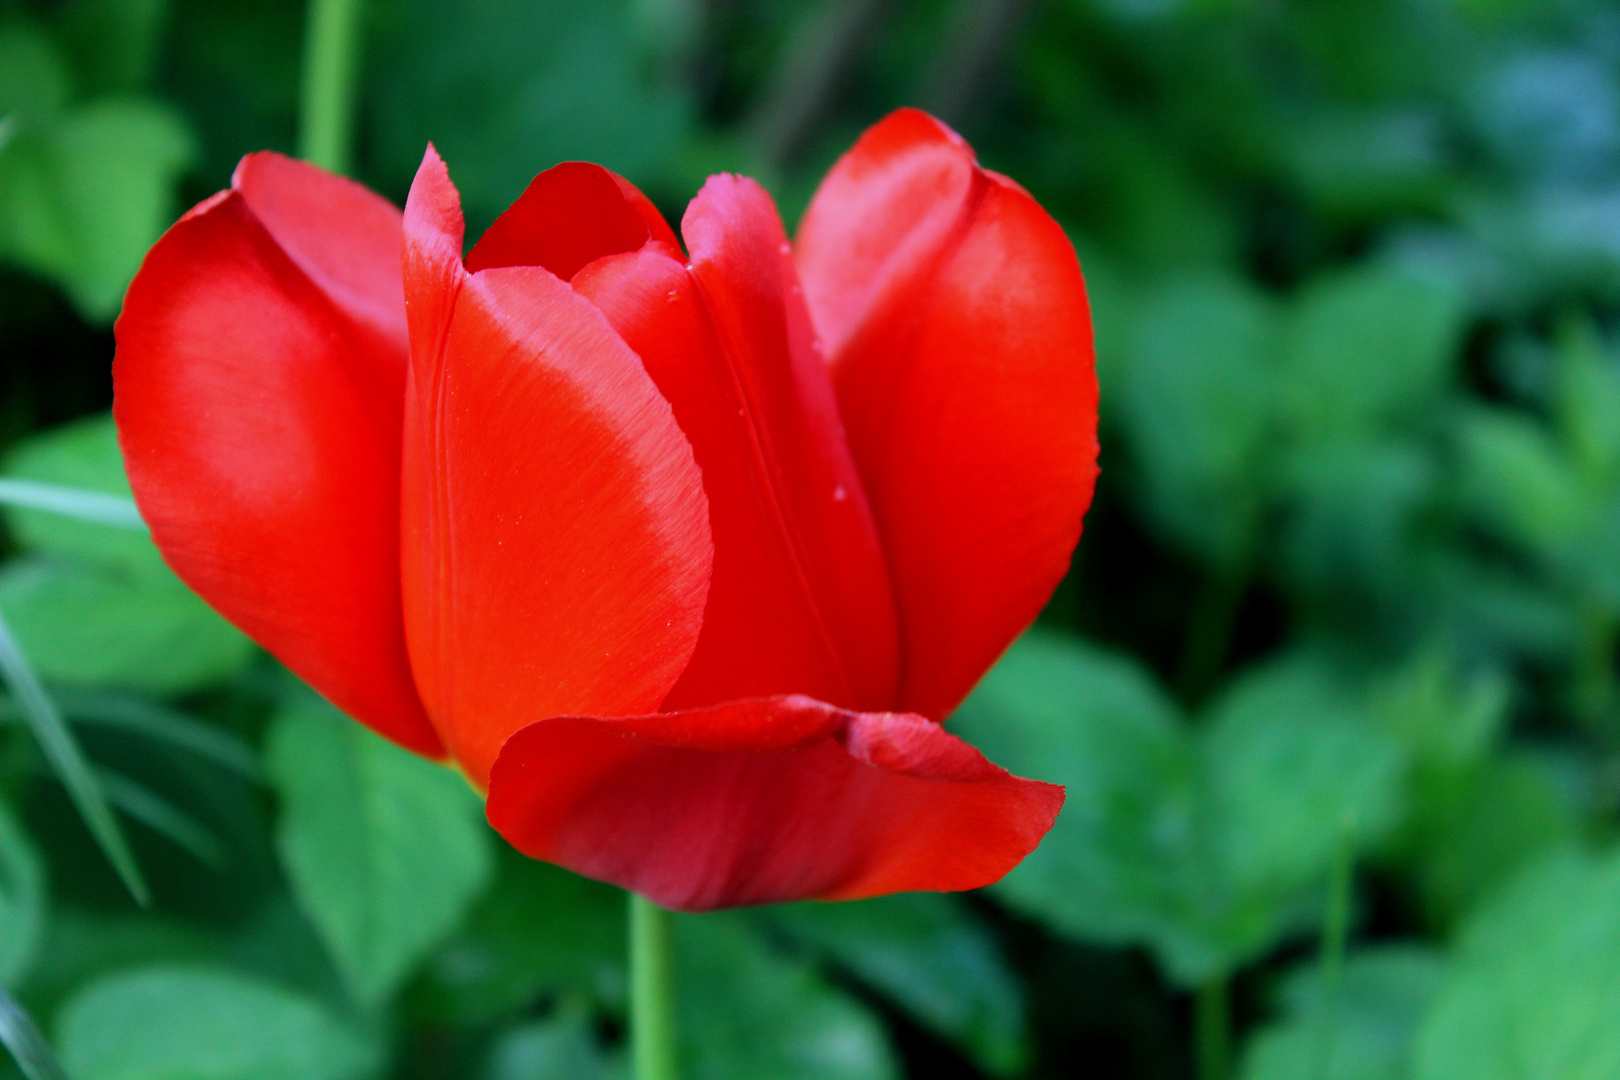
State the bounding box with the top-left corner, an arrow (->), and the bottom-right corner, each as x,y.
1195,977 -> 1229,1080
630,893 -> 678,1080
1311,835 -> 1355,1080
299,0 -> 366,174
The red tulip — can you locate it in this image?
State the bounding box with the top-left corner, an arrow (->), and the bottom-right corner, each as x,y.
113,109 -> 1098,911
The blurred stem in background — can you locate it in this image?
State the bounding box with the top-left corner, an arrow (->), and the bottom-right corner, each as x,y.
300,0 -> 366,174
1195,978 -> 1228,1080
1311,835 -> 1355,1080
631,893 -> 678,1080
0,987 -> 69,1080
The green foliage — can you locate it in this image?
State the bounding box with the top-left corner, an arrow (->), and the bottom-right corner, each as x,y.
266,697 -> 494,1009
1242,945 -> 1447,1080
2,0 -> 1620,1076
55,965 -> 378,1080
0,801 -> 44,987
1414,846 -> 1620,1080
762,893 -> 1027,1075
0,414 -> 253,693
0,3 -> 194,322
676,914 -> 899,1080
954,633 -> 1401,986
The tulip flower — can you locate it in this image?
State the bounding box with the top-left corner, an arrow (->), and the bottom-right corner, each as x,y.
113,109 -> 1098,911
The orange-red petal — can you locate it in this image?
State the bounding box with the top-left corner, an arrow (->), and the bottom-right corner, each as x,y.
114,154 -> 440,756
572,176 -> 900,712
399,148 -> 713,784
464,161 -> 680,279
796,110 -> 1099,719
485,694 -> 1063,910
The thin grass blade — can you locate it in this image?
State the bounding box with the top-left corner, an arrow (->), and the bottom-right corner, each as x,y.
96,767 -> 226,868
53,689 -> 260,780
0,609 -> 148,905
0,479 -> 146,531
0,986 -> 69,1080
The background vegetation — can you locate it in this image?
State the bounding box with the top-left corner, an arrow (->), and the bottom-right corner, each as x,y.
2,0 -> 1619,1077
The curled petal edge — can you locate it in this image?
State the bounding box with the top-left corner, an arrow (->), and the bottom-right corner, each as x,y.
486,694 -> 1063,912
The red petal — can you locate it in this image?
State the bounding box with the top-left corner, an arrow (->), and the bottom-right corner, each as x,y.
796,110 -> 1099,719
571,177 -> 900,712
464,161 -> 680,279
400,149 -> 714,785
486,694 -> 1063,911
114,158 -> 440,756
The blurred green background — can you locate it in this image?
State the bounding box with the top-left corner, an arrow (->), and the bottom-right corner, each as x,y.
3,0 -> 1620,1077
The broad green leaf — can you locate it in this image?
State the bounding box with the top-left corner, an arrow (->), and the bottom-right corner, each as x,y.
370,0 -> 690,228
56,965 -> 377,1080
1242,945 -> 1447,1080
0,560 -> 257,693
1399,751 -> 1582,928
0,801 -> 45,987
1118,273 -> 1276,565
1277,439 -> 1437,597
763,893 -> 1026,1075
1278,266 -> 1465,442
20,908 -> 219,1020
954,636 -> 1404,986
1456,404 -> 1587,552
418,852 -> 624,1024
1286,108 -> 1453,220
485,1009 -> 618,1080
0,415 -> 254,693
1203,657 -> 1403,895
267,697 -> 495,1008
0,98 -> 193,319
1414,846 -> 1620,1080
677,914 -> 898,1080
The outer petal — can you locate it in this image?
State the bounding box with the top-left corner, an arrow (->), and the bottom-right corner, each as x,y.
400,148 -> 713,785
486,695 -> 1063,911
572,176 -> 900,712
796,110 -> 1099,719
114,156 -> 440,756
464,161 -> 680,279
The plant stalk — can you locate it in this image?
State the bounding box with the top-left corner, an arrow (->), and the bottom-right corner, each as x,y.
630,892 -> 678,1080
1312,836 -> 1355,1080
299,0 -> 366,174
1195,977 -> 1229,1080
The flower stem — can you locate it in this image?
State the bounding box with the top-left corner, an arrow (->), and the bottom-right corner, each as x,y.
299,0 -> 366,174
1195,977 -> 1229,1080
1311,835 -> 1355,1080
630,892 -> 678,1080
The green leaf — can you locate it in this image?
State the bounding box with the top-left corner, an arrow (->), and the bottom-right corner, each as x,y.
0,801 -> 45,987
0,606 -> 145,905
0,97 -> 194,320
56,965 -> 378,1080
485,1009 -> 618,1080
1118,273 -> 1276,565
1278,266 -> 1465,442
1242,945 -> 1447,1080
370,0 -> 690,228
0,560 -> 258,693
953,636 -> 1404,986
267,696 -> 495,1008
1414,845 -> 1620,1080
0,414 -> 254,694
48,689 -> 259,780
1457,404 -> 1588,553
417,852 -> 624,1024
763,893 -> 1026,1075
677,914 -> 898,1080
96,766 -> 225,867
0,23 -> 70,119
